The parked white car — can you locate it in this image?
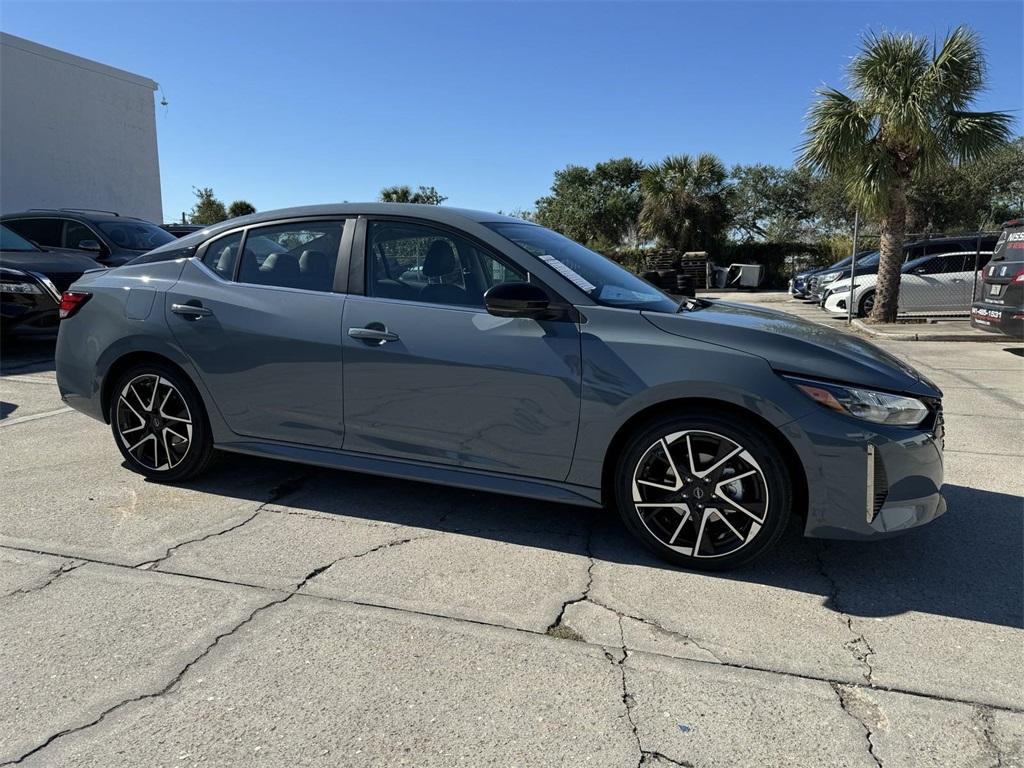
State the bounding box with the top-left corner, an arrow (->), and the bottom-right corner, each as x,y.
822,251 -> 993,317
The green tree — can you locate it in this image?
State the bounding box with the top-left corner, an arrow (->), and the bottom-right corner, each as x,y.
227,200 -> 257,218
639,153 -> 732,253
379,185 -> 447,205
534,157 -> 645,249
800,27 -> 1012,322
189,187 -> 228,225
729,164 -> 817,241
908,137 -> 1024,231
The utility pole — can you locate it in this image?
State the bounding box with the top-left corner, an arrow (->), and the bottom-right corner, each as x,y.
847,209 -> 860,325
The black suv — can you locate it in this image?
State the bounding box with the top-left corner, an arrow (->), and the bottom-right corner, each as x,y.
971,220 -> 1024,338
1,209 -> 175,266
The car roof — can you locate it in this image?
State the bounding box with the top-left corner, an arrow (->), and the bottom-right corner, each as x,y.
146,203 -> 535,256
1,209 -> 147,224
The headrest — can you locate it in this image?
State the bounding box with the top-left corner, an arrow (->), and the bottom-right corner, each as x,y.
422,240 -> 458,278
259,252 -> 299,276
300,250 -> 328,272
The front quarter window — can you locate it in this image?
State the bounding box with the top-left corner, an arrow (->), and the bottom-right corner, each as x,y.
485,222 -> 677,312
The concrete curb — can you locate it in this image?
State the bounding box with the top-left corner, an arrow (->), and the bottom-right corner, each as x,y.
851,318 -> 1007,342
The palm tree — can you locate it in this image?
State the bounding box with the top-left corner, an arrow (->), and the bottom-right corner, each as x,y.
379,185 -> 447,205
639,154 -> 732,253
800,27 -> 1012,322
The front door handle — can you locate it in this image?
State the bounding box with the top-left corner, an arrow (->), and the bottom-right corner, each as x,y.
171,302 -> 213,319
348,325 -> 399,344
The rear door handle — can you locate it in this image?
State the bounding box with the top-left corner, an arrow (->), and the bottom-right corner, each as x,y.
171,303 -> 213,318
348,326 -> 399,344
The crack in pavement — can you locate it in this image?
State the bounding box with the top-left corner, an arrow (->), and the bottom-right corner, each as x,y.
1,540 -> 1020,717
545,520 -> 596,638
1,533 -> 430,766
831,683 -> 883,768
0,560 -> 83,599
816,544 -> 876,686
135,474 -> 315,569
590,598 -> 724,664
136,511 -> 261,570
975,705 -> 1009,768
606,616 -> 694,768
0,591 -> 292,766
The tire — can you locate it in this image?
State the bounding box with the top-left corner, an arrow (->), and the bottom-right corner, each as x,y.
109,361 -> 215,482
857,290 -> 875,318
612,413 -> 792,571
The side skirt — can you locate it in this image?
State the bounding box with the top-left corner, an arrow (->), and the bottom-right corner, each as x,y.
216,440 -> 604,508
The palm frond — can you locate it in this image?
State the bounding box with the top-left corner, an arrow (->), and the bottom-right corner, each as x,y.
799,88 -> 874,175
938,110 -> 1015,163
926,25 -> 985,109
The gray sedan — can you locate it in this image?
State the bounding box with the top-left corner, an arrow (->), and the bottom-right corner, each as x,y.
54,204 -> 945,570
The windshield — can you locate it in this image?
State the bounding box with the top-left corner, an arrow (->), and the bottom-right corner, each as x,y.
97,220 -> 175,251
0,225 -> 39,252
854,250 -> 880,267
484,222 -> 678,312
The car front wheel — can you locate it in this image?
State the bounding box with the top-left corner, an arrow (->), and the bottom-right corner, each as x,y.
110,362 -> 214,481
613,414 -> 792,570
858,290 -> 876,318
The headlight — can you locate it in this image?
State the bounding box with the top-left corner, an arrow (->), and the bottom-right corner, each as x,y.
0,281 -> 42,294
786,376 -> 929,426
819,271 -> 842,283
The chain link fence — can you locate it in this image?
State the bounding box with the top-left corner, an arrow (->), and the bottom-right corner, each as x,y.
807,231 -> 999,318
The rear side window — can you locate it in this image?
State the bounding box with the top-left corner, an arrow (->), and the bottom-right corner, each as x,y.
201,232 -> 243,279
918,254 -> 967,274
6,218 -> 60,247
236,221 -> 342,291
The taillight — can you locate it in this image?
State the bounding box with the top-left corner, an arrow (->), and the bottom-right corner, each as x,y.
1013,269 -> 1024,283
58,291 -> 91,319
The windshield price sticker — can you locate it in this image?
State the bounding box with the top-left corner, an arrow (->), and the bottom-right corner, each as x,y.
538,254 -> 597,292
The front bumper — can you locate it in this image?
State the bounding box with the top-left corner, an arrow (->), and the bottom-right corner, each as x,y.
783,403 -> 945,540
970,302 -> 1024,338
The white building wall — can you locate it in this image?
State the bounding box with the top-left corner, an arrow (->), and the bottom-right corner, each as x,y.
0,33 -> 162,222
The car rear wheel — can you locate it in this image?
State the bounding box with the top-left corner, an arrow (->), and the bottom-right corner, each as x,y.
110,362 -> 214,481
858,290 -> 875,317
613,414 -> 792,570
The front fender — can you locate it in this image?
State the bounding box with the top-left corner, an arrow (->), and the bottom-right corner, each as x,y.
566,307 -> 818,488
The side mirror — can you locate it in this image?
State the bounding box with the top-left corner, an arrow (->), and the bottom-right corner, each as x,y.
78,240 -> 102,252
484,282 -> 550,318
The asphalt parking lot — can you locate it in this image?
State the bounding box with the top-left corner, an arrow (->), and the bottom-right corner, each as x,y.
1,305 -> 1022,767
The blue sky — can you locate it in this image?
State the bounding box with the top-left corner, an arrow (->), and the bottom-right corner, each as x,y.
2,1 -> 1021,223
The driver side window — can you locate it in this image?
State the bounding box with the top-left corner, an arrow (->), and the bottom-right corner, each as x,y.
366,221 -> 525,307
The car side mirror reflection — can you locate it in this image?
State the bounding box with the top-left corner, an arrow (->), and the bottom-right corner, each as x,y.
78,240 -> 102,252
484,282 -> 550,318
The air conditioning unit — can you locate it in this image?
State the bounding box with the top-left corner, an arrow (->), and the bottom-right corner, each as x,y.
728,264 -> 765,288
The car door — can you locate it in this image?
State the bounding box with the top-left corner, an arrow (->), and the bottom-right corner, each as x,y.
341,218 -> 581,481
166,219 -> 351,448
899,254 -> 966,313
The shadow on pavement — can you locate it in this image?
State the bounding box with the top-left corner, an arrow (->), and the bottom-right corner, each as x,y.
175,454 -> 1023,630
0,336 -> 57,375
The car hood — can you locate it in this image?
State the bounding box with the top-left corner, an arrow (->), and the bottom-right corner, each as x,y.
0,248 -> 104,275
643,300 -> 940,397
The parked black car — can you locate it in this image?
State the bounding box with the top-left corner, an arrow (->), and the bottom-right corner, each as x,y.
971,220 -> 1024,338
789,255 -> 854,299
814,234 -> 998,305
161,223 -> 205,238
0,224 -> 105,337
1,209 -> 175,267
